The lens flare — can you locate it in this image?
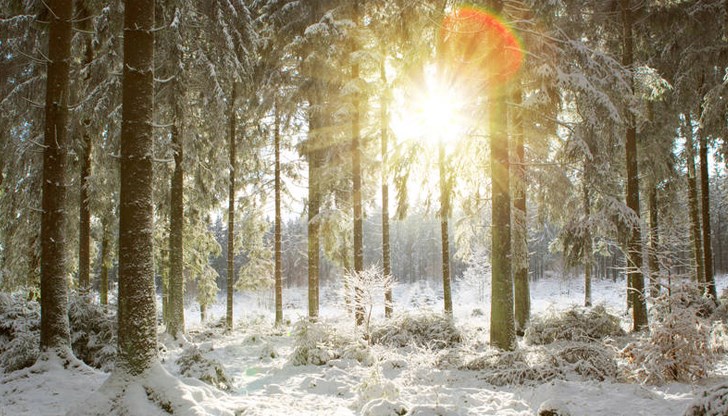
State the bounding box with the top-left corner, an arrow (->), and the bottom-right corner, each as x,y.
438,6 -> 523,89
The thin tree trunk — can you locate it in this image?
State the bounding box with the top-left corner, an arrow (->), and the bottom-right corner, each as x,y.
621,0 -> 648,331
685,113 -> 704,286
380,54 -> 393,319
118,0 -> 157,375
77,5 -> 93,293
226,82 -> 237,331
511,83 -> 530,333
583,181 -> 593,307
308,113 -> 320,321
274,101 -> 283,326
698,102 -> 717,300
489,84 -> 515,350
351,0 -> 365,327
648,185 -> 661,297
439,143 -> 453,315
40,0 -> 73,351
168,97 -> 184,338
99,218 -> 110,306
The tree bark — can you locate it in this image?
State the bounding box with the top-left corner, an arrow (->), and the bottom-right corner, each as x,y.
99,218 -> 110,306
439,143 -> 453,316
489,84 -> 515,350
698,103 -> 717,300
274,101 -> 283,326
583,180 -> 593,307
351,0 -> 365,327
167,95 -> 184,338
685,113 -> 705,286
511,84 -> 530,333
77,4 -> 93,293
648,185 -> 661,297
307,113 -> 320,321
117,0 -> 157,375
40,0 -> 73,351
380,54 -> 393,319
621,0 -> 648,331
226,81 -> 237,331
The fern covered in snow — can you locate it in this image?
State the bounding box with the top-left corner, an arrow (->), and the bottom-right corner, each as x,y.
524,304 -> 625,345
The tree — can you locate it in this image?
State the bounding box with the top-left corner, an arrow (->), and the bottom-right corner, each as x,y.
40,0 -> 73,353
116,0 -> 157,374
620,0 -> 648,331
227,81 -> 238,330
511,82 -> 530,331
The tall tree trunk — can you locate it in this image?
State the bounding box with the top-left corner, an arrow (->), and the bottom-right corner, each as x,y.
685,113 -> 705,286
78,129 -> 92,292
226,82 -> 237,331
648,185 -> 661,297
167,97 -> 184,338
40,0 -> 73,351
583,180 -> 593,307
380,54 -> 393,319
308,113 -> 320,321
351,0 -> 365,327
274,101 -> 283,326
698,102 -> 717,300
99,218 -> 110,306
439,143 -> 453,315
621,0 -> 648,331
511,83 -> 530,333
489,84 -> 515,350
118,0 -> 157,375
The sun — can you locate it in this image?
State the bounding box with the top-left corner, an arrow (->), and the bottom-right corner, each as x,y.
391,66 -> 470,148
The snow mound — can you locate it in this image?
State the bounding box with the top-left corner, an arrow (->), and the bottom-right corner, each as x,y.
289,319 -> 372,366
176,344 -> 232,390
538,399 -> 572,416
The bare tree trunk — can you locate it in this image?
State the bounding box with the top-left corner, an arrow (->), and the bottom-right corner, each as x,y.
621,0 -> 648,331
274,101 -> 283,326
167,96 -> 184,338
685,113 -> 705,286
40,0 -> 73,351
351,0 -> 365,327
648,185 -> 661,297
226,82 -> 237,331
117,0 -> 157,375
307,97 -> 321,320
511,83 -> 530,333
583,180 -> 593,307
380,54 -> 393,319
698,102 -> 717,300
77,5 -> 93,293
439,143 -> 453,315
489,84 -> 515,350
99,218 -> 110,306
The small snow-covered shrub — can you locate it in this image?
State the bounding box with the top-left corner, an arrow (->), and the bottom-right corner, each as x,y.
341,266 -> 394,335
176,345 -> 231,390
0,292 -> 41,372
623,285 -> 714,384
709,321 -> 728,353
683,383 -> 728,416
354,368 -> 401,410
68,294 -> 117,371
524,304 -> 624,345
552,342 -> 618,381
464,350 -> 562,386
370,312 -> 461,349
290,319 -> 372,366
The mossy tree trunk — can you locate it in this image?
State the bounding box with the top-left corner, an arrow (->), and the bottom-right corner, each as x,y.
274,101 -> 283,326
439,142 -> 453,316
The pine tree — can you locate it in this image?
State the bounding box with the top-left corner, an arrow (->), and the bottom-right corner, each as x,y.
117,0 -> 157,375
40,0 -> 73,352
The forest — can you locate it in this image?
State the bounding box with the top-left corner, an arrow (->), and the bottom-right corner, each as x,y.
1,0 -> 728,415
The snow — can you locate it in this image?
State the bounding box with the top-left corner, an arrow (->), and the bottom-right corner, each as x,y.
2,275 -> 728,415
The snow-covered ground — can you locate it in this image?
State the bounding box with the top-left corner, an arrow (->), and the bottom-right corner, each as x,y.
2,274 -> 728,416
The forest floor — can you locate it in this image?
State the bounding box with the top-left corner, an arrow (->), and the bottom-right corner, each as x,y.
2,274 -> 727,416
